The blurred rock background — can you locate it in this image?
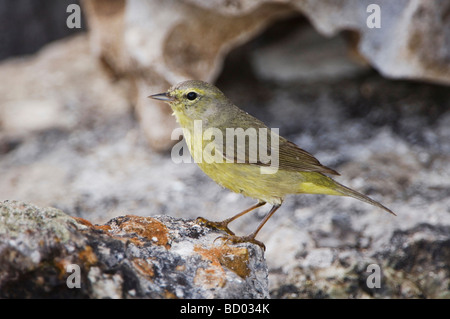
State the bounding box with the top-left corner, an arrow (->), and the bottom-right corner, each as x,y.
0,0 -> 449,298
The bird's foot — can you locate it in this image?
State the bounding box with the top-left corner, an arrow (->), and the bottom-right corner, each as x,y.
195,217 -> 235,235
214,234 -> 266,251
196,217 -> 266,250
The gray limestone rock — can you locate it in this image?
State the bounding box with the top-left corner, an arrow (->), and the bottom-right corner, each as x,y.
0,200 -> 269,298
269,223 -> 450,298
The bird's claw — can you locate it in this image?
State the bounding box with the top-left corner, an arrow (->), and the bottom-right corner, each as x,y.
214,234 -> 266,251
195,217 -> 235,235
195,217 -> 265,250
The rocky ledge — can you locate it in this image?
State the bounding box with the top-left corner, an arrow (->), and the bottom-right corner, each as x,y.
1,200 -> 449,299
0,200 -> 268,298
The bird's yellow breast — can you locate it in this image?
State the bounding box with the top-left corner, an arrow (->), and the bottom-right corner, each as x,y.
180,122 -> 341,204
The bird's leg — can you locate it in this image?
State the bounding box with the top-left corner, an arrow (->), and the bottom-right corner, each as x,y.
218,204 -> 281,250
196,201 -> 266,236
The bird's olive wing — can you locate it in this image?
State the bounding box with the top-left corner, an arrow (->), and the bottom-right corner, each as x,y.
276,138 -> 339,175
206,107 -> 339,175
213,126 -> 339,175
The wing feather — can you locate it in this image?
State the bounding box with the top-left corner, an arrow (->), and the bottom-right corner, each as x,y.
212,108 -> 339,175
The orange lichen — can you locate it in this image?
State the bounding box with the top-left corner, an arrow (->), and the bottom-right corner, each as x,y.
73,216 -> 112,232
73,215 -> 170,247
78,245 -> 98,266
163,290 -> 178,299
73,217 -> 94,227
194,244 -> 250,279
117,216 -> 170,248
194,267 -> 226,289
93,224 -> 112,232
132,257 -> 155,279
127,237 -> 146,246
54,258 -> 73,278
219,247 -> 250,279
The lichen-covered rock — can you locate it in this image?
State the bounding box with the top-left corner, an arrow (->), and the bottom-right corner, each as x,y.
0,200 -> 269,298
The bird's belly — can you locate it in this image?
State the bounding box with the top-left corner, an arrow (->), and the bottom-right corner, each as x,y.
197,161 -> 297,205
184,127 -> 341,204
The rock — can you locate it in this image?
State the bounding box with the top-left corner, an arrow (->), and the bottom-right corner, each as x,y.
82,0 -> 292,150
0,200 -> 269,298
0,34 -> 135,215
0,33 -> 131,138
291,0 -> 450,85
270,223 -> 450,298
0,99 -> 71,135
83,0 -> 450,84
81,0 -> 450,149
251,25 -> 371,83
378,224 -> 450,298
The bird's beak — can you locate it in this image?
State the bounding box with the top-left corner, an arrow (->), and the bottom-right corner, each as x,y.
148,92 -> 175,102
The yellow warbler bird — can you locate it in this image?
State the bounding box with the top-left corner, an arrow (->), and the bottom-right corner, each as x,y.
150,80 -> 395,249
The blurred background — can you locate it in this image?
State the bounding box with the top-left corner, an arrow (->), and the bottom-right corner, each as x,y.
0,0 -> 84,60
0,0 -> 449,298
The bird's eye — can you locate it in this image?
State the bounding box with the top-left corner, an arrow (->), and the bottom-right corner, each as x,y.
186,92 -> 198,101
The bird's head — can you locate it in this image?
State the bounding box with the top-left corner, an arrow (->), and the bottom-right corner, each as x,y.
149,80 -> 229,123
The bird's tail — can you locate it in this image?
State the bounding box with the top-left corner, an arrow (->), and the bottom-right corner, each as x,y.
332,180 -> 396,216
